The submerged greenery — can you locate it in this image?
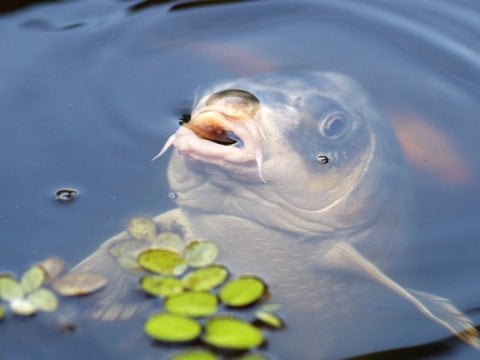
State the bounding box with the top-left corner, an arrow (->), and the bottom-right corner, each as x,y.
1,216 -> 284,358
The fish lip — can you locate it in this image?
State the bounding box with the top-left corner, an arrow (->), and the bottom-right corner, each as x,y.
173,109 -> 261,164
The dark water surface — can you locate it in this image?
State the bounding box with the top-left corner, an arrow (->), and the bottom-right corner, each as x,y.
2,0 -> 480,359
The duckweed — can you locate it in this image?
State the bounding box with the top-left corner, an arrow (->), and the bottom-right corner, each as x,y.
184,241 -> 219,267
219,277 -> 266,307
169,349 -> 218,360
127,217 -> 157,241
0,267 -> 58,316
140,276 -> 184,298
144,312 -> 201,342
182,265 -> 229,292
52,273 -> 107,296
165,292 -> 218,318
138,249 -> 187,276
203,317 -> 264,350
254,311 -> 283,329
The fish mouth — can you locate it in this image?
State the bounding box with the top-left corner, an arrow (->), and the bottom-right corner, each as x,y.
153,109 -> 266,182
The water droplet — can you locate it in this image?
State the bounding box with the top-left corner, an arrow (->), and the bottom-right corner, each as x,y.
168,192 -> 178,200
55,188 -> 78,202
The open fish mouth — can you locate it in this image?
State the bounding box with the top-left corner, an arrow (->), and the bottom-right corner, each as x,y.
153,89 -> 267,182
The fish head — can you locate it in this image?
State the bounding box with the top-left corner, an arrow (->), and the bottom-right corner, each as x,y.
162,72 -> 404,238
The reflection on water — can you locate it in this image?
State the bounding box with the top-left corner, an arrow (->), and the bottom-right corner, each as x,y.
1,0 -> 480,359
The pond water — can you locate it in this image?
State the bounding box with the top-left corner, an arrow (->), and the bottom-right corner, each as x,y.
1,0 -> 480,359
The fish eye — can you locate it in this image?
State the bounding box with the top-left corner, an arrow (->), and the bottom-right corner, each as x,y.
319,113 -> 348,139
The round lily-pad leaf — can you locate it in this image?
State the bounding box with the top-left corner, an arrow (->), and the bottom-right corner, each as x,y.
0,304 -> 5,320
183,265 -> 229,292
184,241 -> 219,267
254,311 -> 283,329
27,288 -> 58,312
108,238 -> 149,272
52,273 -> 107,296
127,217 -> 157,241
140,276 -> 184,298
151,232 -> 185,253
169,349 -> 218,360
219,277 -> 266,307
37,257 -> 65,283
138,249 -> 187,276
144,312 -> 201,342
20,266 -> 45,293
165,292 -> 218,318
0,278 -> 24,302
10,298 -> 36,316
203,317 -> 264,350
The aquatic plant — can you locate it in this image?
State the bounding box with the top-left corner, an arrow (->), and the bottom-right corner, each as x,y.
0,215 -> 284,358
0,266 -> 58,316
130,216 -> 284,355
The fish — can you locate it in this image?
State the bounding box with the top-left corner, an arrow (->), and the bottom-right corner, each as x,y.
70,72 -> 478,357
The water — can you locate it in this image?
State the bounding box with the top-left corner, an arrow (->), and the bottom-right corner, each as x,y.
1,0 -> 480,359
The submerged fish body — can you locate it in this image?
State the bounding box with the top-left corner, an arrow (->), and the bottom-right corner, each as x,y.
72,72 -> 478,358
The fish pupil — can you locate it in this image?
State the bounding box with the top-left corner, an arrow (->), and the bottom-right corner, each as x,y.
317,155 -> 329,164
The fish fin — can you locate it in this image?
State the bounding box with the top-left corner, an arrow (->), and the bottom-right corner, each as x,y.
408,289 -> 480,348
69,242 -> 146,321
69,208 -> 193,321
323,241 -> 479,348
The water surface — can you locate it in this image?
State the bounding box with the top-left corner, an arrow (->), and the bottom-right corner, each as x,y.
1,1 -> 480,359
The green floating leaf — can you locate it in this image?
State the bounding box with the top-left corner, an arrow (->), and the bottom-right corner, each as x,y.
219,277 -> 266,307
10,298 -> 36,316
52,273 -> 107,296
184,241 -> 219,268
27,288 -> 58,312
127,217 -> 157,241
138,249 -> 187,276
203,317 -> 264,350
140,276 -> 184,298
20,266 -> 45,293
108,238 -> 149,272
151,232 -> 185,253
37,257 -> 65,283
254,311 -> 283,329
183,265 -> 229,292
0,278 -> 24,302
0,304 -> 5,320
165,292 -> 218,318
144,312 -> 201,342
169,349 -> 218,360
